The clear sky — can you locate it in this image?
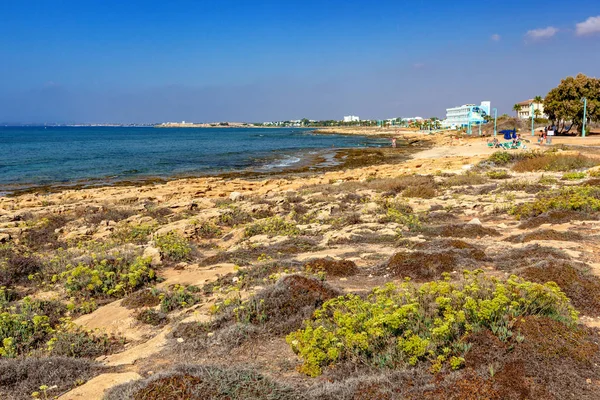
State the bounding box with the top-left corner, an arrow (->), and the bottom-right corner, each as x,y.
1,0 -> 599,123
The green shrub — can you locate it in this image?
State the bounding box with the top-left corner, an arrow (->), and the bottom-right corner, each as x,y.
486,170 -> 511,180
155,232 -> 192,262
244,217 -> 299,237
52,256 -> 156,298
287,272 -> 577,377
0,308 -> 52,357
538,175 -> 558,185
562,172 -> 586,181
194,221 -> 222,239
510,186 -> 600,219
218,207 -> 253,227
133,309 -> 168,326
378,199 -> 420,230
488,151 -> 514,165
160,285 -> 201,313
589,169 -> 600,178
46,324 -> 124,358
111,223 -> 156,244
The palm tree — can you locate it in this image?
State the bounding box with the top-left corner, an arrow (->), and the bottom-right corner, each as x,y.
513,104 -> 521,118
533,95 -> 543,104
534,109 -> 541,118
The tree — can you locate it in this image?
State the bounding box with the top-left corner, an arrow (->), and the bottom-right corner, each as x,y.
513,104 -> 521,118
533,95 -> 543,103
544,73 -> 600,135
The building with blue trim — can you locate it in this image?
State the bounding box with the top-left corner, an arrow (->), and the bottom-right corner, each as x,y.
442,101 -> 490,129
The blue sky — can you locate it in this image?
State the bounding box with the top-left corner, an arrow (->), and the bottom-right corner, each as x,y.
0,0 -> 599,123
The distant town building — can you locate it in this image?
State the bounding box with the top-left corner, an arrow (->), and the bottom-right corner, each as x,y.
442,101 -> 490,129
401,117 -> 424,122
516,99 -> 547,119
343,115 -> 360,122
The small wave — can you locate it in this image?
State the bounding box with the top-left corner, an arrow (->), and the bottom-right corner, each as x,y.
262,155 -> 302,169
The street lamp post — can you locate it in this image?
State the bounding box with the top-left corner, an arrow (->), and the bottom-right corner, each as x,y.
493,108 -> 498,137
582,97 -> 588,138
467,109 -> 472,135
531,103 -> 535,136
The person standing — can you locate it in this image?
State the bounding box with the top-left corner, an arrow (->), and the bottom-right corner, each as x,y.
547,125 -> 554,145
391,138 -> 397,148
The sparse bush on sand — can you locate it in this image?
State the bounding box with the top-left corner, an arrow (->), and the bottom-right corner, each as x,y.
244,217 -> 299,238
304,258 -> 358,277
443,173 -> 487,187
154,232 -> 192,262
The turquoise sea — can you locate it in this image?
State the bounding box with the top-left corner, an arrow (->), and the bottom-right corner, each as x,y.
0,126 -> 389,193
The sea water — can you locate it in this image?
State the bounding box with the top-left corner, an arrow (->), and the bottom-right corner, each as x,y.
0,126 -> 389,192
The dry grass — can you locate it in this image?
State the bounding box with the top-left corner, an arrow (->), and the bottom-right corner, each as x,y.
0,357 -> 99,400
303,258 -> 359,277
521,260 -> 600,316
492,244 -> 570,271
421,224 -> 500,239
200,237 -> 321,266
443,173 -> 488,187
0,246 -> 43,287
504,229 -> 583,243
380,250 -> 458,280
174,275 -> 342,356
105,364 -> 300,400
513,153 -> 599,172
84,207 -> 136,225
518,210 -> 598,229
122,289 -> 161,309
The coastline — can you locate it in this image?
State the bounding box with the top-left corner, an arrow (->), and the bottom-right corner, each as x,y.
0,129 -> 433,198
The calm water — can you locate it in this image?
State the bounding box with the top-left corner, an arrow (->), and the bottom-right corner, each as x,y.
0,126 -> 388,192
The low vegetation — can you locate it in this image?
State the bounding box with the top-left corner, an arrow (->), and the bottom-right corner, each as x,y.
244,217 -> 300,237
287,272 -> 577,377
154,232 -> 192,262
511,186 -> 600,219
105,364 -> 299,400
513,153 -> 599,172
52,256 -> 156,299
0,357 -> 99,400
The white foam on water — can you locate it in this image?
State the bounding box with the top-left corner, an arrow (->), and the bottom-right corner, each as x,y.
261,155 -> 302,170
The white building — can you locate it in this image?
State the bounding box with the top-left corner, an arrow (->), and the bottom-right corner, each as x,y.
516,100 -> 547,119
442,101 -> 491,129
343,115 -> 360,122
401,116 -> 424,122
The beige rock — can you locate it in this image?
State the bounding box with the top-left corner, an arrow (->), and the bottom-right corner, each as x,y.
229,191 -> 244,202
143,245 -> 162,266
0,232 -> 10,243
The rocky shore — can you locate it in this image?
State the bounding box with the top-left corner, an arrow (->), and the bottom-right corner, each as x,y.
2,132 -> 600,399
